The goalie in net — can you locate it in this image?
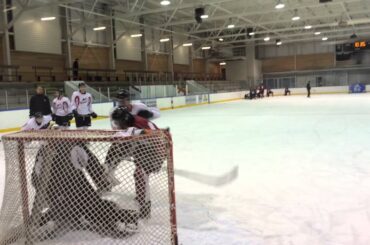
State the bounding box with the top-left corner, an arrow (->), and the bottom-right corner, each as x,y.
0,124 -> 176,244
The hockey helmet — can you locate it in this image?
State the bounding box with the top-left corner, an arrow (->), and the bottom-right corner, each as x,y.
111,107 -> 135,129
115,89 -> 130,100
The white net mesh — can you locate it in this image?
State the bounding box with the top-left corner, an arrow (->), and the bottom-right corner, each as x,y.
0,130 -> 177,245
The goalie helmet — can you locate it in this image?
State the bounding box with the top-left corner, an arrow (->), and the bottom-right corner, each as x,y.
115,89 -> 130,100
34,112 -> 43,125
111,107 -> 135,129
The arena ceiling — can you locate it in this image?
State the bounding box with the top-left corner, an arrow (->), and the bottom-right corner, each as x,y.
3,0 -> 370,48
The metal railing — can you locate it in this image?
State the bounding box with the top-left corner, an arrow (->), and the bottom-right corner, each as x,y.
263,67 -> 370,89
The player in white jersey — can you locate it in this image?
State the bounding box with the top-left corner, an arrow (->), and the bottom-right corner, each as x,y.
71,82 -> 97,129
22,112 -> 52,131
52,90 -> 73,129
111,89 -> 160,121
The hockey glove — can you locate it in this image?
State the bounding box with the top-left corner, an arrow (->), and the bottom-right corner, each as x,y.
137,110 -> 154,119
73,109 -> 79,118
67,113 -> 74,121
90,112 -> 98,118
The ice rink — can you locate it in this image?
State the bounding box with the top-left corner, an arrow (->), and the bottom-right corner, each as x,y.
2,93 -> 370,245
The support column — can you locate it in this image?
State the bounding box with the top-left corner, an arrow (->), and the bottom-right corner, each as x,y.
140,17 -> 147,71
61,7 -> 72,78
2,0 -> 12,68
245,42 -> 261,87
109,8 -> 116,70
168,35 -> 174,83
189,46 -> 193,73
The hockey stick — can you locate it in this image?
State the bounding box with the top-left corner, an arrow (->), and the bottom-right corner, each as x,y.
174,166 -> 238,187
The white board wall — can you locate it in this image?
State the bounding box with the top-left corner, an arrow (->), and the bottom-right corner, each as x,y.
13,4 -> 62,54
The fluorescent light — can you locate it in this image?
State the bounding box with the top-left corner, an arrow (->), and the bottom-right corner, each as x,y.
160,0 -> 170,6
264,37 -> 270,41
276,41 -> 282,45
292,16 -> 300,21
93,26 -> 106,31
219,38 -> 224,41
347,18 -> 370,25
322,37 -> 328,41
304,25 -> 312,29
131,34 -> 142,37
183,43 -> 192,46
227,24 -> 235,29
249,32 -> 255,36
200,15 -> 209,19
314,31 -> 321,35
3,6 -> 16,12
202,46 -> 211,50
41,17 -> 56,21
275,2 -> 285,9
160,38 -> 170,42
220,62 -> 226,65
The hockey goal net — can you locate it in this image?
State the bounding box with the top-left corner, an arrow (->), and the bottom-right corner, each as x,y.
0,129 -> 177,245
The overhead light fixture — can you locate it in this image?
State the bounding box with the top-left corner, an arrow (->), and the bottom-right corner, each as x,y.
93,26 -> 106,31
347,18 -> 370,25
160,0 -> 171,6
304,25 -> 312,29
41,16 -> 56,21
219,38 -> 224,41
3,6 -> 16,12
220,62 -> 226,65
275,0 -> 285,9
322,37 -> 328,41
276,39 -> 282,45
249,32 -> 255,36
314,31 -> 321,35
160,38 -> 170,42
183,43 -> 193,46
227,18 -> 235,29
195,7 -> 205,23
131,33 -> 143,37
264,36 -> 270,41
292,10 -> 300,21
202,46 -> 211,50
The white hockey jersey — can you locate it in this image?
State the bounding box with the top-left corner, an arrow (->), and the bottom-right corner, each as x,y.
71,91 -> 94,115
21,115 -> 52,131
52,96 -> 72,116
109,102 -> 160,121
113,127 -> 143,137
130,102 -> 160,120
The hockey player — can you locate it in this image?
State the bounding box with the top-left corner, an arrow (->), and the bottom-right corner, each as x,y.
284,86 -> 291,96
71,82 -> 97,129
112,89 -> 160,120
106,107 -> 167,219
30,141 -> 139,241
29,86 -> 52,118
22,112 -> 52,131
52,90 -> 73,129
306,81 -> 311,98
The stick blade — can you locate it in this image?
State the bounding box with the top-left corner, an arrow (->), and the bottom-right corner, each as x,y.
175,166 -> 238,187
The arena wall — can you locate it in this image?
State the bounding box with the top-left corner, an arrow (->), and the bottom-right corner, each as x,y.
1,86 -> 369,132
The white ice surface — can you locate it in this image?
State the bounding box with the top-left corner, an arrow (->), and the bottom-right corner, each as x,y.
2,94 -> 370,245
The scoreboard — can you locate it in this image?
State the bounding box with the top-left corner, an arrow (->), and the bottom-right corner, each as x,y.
336,40 -> 369,61
354,41 -> 369,50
